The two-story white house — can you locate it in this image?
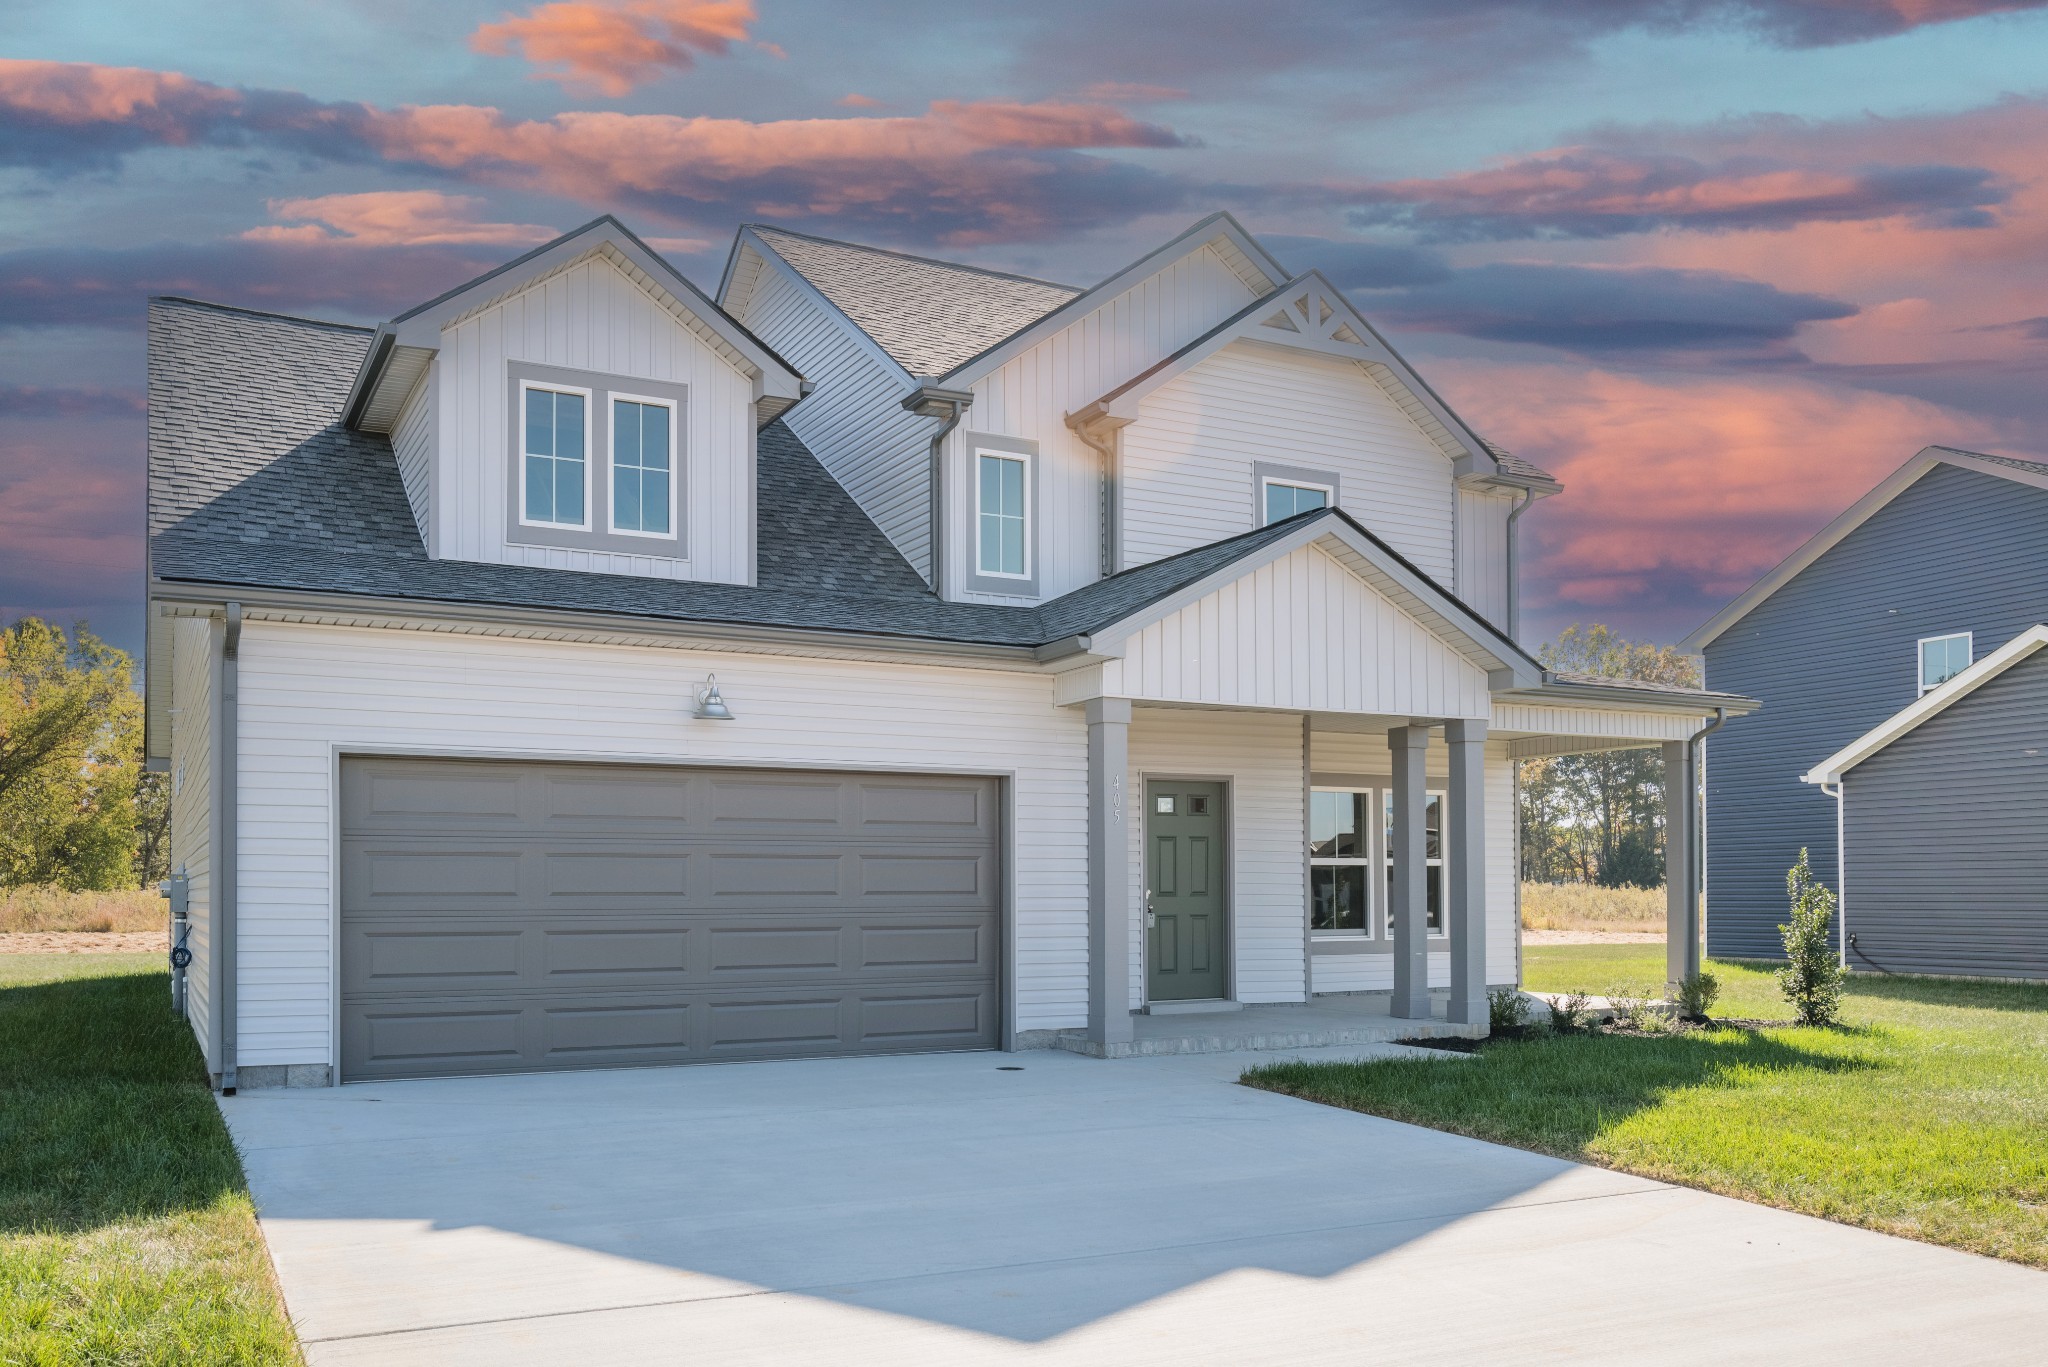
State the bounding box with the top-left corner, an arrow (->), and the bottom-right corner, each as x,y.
145,213 -> 1751,1089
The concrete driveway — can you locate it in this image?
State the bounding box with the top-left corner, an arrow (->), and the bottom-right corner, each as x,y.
221,1045 -> 2047,1365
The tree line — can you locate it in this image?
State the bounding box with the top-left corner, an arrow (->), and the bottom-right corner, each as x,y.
1,617 -> 167,892
1518,623 -> 1700,889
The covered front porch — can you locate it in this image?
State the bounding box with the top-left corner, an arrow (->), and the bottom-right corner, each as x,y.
1036,515 -> 1756,1058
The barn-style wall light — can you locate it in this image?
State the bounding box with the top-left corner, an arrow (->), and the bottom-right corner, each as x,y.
694,674 -> 735,721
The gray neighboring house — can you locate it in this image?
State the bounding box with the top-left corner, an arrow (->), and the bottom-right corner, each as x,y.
1685,446 -> 2048,978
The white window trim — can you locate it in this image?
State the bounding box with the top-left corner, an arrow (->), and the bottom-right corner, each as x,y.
1917,631 -> 1972,696
517,378 -> 594,533
1259,475 -> 1334,526
975,447 -> 1033,581
1309,785 -> 1376,940
605,389 -> 681,541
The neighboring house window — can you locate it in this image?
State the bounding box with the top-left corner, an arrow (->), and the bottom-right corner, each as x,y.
610,395 -> 675,537
977,450 -> 1030,578
1310,788 -> 1372,934
1384,790 -> 1447,936
521,383 -> 589,528
1919,632 -> 1972,694
1262,478 -> 1331,525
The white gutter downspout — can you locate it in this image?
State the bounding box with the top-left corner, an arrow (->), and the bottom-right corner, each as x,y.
1686,706 -> 1729,981
902,381 -> 974,595
1505,487 -> 1536,642
218,601 -> 242,1095
1820,778 -> 1846,968
1066,410 -> 1129,579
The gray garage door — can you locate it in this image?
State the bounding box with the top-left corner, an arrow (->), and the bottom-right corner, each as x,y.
339,758 -> 1002,1081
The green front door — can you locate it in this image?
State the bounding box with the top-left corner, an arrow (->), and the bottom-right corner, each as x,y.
1146,781 -> 1228,1002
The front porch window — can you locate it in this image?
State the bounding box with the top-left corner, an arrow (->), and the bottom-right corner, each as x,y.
1386,791 -> 1447,935
1309,788 -> 1371,933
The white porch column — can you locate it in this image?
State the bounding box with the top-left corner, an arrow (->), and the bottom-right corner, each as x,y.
1446,718 -> 1488,1025
1663,738 -> 1700,989
1389,724 -> 1432,1019
1086,698 -> 1135,1048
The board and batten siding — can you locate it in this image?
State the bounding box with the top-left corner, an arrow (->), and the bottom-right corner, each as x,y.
390,368 -> 435,554
1840,645 -> 2048,980
733,257 -> 938,578
1119,340 -> 1457,584
1305,732 -> 1518,994
433,251 -> 757,585
1455,488 -> 1512,627
1128,708 -> 1306,1008
1704,463 -> 2048,959
1072,541 -> 1492,719
947,244 -> 1262,604
225,622 -> 1090,1068
168,616 -> 216,1069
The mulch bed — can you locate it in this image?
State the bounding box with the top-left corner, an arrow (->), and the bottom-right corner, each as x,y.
1397,1017 -> 1803,1052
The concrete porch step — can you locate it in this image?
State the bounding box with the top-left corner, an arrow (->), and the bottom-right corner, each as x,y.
1053,1013 -> 1487,1059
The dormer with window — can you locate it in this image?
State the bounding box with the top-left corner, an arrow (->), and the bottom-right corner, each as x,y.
344,217 -> 803,587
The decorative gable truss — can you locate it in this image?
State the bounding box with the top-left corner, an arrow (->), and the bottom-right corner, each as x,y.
1067,271 -> 1547,495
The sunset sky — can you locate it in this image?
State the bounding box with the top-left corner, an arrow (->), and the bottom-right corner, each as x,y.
6,1 -> 2048,659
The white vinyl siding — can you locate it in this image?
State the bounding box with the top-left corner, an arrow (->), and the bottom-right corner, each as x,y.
168,616 -> 216,1068
952,244 -> 1262,603
434,251 -> 755,584
1128,708 -> 1306,1009
225,621 -> 1090,1069
1121,340 -> 1458,582
1307,732 -> 1518,993
390,368 -> 435,553
1077,541 -> 1493,719
734,257 -> 937,578
1455,486 -> 1513,627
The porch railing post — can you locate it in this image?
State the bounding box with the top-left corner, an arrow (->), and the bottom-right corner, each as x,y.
1087,698 -> 1135,1048
1389,723 -> 1432,1019
1446,718 -> 1488,1025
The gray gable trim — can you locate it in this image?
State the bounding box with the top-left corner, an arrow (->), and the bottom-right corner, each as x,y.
341,216 -> 804,431
1683,445 -> 2048,650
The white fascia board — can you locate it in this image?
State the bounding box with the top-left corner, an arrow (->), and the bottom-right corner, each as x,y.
1803,624 -> 2048,784
1682,447 -> 2048,650
1082,511 -> 1543,688
1068,269 -> 1506,484
938,211 -> 1290,389
347,217 -> 802,427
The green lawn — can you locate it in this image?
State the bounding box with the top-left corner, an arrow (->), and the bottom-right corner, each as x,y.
0,953 -> 301,1365
1246,944 -> 2048,1268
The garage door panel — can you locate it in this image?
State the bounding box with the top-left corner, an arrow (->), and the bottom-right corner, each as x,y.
341,759 -> 1001,1081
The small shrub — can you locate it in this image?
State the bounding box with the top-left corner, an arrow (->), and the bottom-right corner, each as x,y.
1488,986 -> 1530,1031
1779,849 -> 1845,1027
1606,984 -> 1666,1032
1549,990 -> 1593,1032
1676,970 -> 1720,1021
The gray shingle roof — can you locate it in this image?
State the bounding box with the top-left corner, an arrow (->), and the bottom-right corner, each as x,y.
1928,445 -> 2048,477
1476,437 -> 1559,488
146,297 -> 1336,651
748,226 -> 1079,376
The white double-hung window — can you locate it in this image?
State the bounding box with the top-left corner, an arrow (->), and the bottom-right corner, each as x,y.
1918,632 -> 1972,694
1308,785 -> 1448,940
609,394 -> 675,538
521,383 -> 590,528
977,450 -> 1030,578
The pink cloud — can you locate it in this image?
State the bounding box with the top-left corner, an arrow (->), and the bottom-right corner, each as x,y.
471,0 -> 760,96
242,191 -> 559,247
1435,359 -> 2018,625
